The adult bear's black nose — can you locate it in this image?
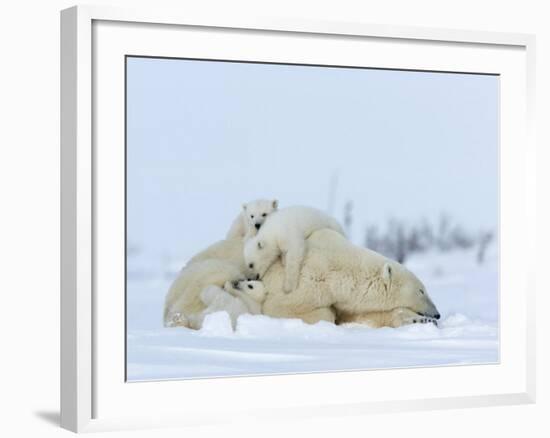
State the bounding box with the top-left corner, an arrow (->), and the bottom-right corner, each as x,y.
434,313 -> 441,320
255,223 -> 261,230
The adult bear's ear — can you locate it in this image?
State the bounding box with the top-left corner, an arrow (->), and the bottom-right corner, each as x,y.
382,263 -> 392,286
242,203 -> 247,211
257,240 -> 264,250
272,199 -> 278,209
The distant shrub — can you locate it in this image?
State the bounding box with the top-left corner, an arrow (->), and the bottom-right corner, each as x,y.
363,214 -> 494,264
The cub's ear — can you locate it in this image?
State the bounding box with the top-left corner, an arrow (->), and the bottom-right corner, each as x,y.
257,240 -> 264,250
382,263 -> 392,284
242,203 -> 248,211
272,199 -> 278,209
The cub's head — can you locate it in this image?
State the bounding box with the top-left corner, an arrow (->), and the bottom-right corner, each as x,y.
381,262 -> 440,320
243,237 -> 279,280
242,199 -> 278,232
231,279 -> 267,303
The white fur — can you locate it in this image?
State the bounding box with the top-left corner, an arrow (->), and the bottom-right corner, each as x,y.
337,307 -> 439,328
244,206 -> 345,292
261,229 -> 440,324
187,237 -> 247,273
226,199 -> 278,240
168,229 -> 440,328
163,259 -> 244,328
163,259 -> 266,330
193,280 -> 266,329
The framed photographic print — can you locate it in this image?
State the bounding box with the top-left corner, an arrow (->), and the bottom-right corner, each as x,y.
61,5 -> 536,433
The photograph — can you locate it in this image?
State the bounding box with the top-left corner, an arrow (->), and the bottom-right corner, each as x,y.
125,56 -> 499,381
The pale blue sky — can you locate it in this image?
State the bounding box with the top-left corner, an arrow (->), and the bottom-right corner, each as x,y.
126,57 -> 498,258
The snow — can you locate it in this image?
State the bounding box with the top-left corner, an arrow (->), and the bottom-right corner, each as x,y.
125,58 -> 499,381
126,243 -> 499,381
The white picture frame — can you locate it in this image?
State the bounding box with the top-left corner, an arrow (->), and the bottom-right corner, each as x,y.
60,4 -> 537,433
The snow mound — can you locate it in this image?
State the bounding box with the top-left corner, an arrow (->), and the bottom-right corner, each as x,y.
198,311 -> 234,338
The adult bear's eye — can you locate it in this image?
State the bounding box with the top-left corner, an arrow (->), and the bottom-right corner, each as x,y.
250,215 -> 254,219
419,289 -> 425,295
249,263 -> 254,269
262,213 -> 267,217
248,284 -> 253,290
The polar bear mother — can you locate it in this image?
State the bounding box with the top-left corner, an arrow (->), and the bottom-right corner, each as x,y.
260,229 -> 440,324
165,229 -> 440,327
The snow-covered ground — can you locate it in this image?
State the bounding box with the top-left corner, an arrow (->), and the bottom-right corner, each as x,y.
126,244 -> 498,381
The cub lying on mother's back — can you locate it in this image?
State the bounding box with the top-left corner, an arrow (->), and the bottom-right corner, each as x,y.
244,206 -> 345,293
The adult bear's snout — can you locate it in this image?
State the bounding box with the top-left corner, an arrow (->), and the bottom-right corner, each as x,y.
255,223 -> 261,230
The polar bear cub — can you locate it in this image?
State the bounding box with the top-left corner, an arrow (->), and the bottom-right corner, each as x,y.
226,199 -> 278,240
244,206 -> 345,293
196,279 -> 266,329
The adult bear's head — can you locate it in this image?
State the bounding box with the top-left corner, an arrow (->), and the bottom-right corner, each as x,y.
380,261 -> 440,320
